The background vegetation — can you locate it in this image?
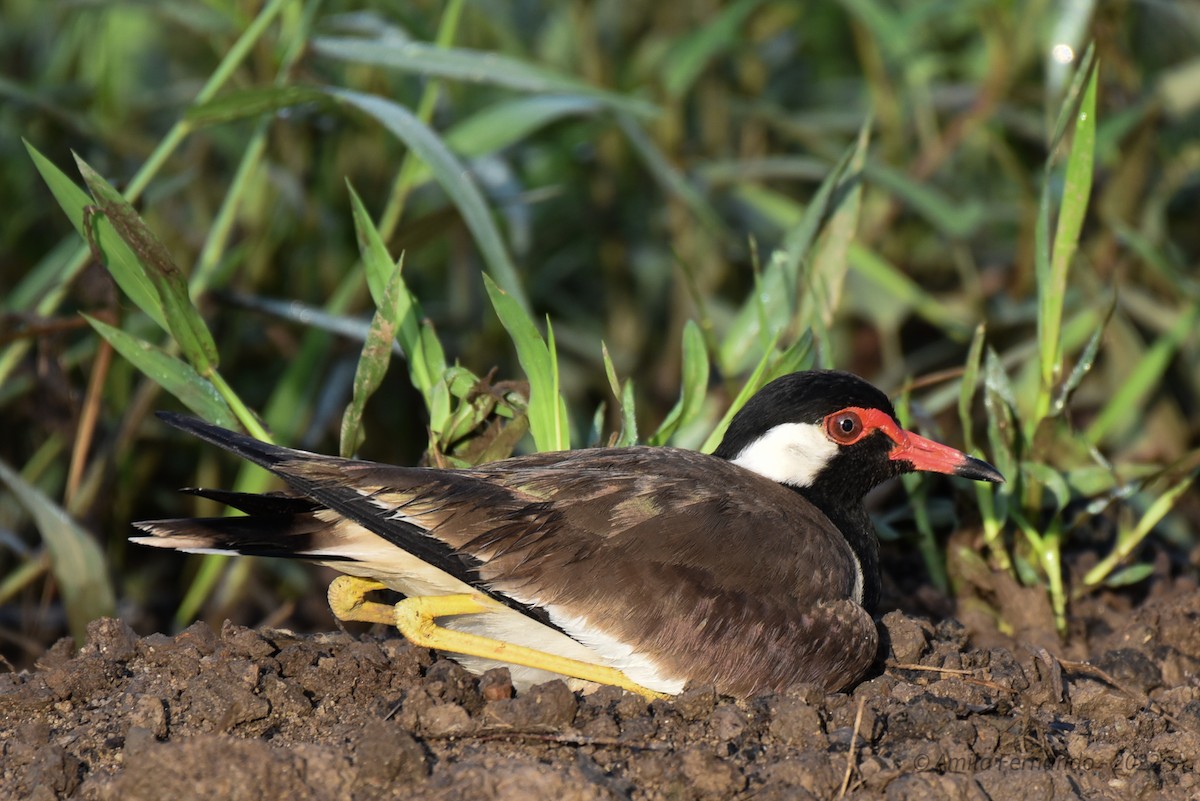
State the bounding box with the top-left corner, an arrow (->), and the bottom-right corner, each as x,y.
1,0 -> 1198,668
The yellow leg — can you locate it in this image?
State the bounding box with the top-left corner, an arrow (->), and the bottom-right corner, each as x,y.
326,576 -> 667,700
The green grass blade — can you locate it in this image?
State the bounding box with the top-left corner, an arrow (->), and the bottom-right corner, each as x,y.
1034,60 -> 1097,427
84,316 -> 238,428
777,151 -> 852,292
25,142 -> 167,330
799,120 -> 870,331
601,342 -> 638,447
1053,303 -> 1109,414
420,324 -> 452,438
1022,462 -> 1071,513
719,145 -> 855,373
701,332 -> 781,454
313,37 -> 657,118
661,0 -> 765,98
649,320 -> 710,446
982,347 -> 1018,482
1101,563 -> 1154,589
185,85 -> 329,126
704,331 -> 812,454
348,183 -> 402,317
483,274 -> 568,451
957,323 -> 987,453
848,244 -> 973,337
1085,304 -> 1198,446
1047,42 -> 1097,152
331,89 -> 530,312
958,324 -> 1012,573
439,94 -> 605,163
0,458 -> 116,643
862,160 -> 985,240
767,330 -> 816,379
340,258 -> 407,457
895,389 -> 947,592
347,185 -> 450,434
617,380 -> 638,448
1045,64 -> 1098,370
545,318 -> 569,451
1084,464 -> 1197,588
75,154 -> 220,375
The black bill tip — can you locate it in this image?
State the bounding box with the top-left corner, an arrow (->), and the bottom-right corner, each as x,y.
955,454 -> 1005,484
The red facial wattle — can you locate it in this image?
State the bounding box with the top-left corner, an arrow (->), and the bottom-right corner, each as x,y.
823,407 -> 1005,483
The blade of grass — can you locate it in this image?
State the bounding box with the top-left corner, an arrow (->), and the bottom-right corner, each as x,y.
649,320 -> 710,446
1101,562 -> 1154,589
483,274 -> 568,451
661,0 -> 766,98
601,343 -> 638,447
958,324 -> 1012,574
312,36 -> 657,118
75,155 -> 220,376
1033,59 -> 1097,428
26,143 -> 167,330
184,85 -> 329,126
1084,304 -> 1198,445
797,119 -> 870,332
0,458 -> 116,643
702,332 -> 782,453
340,257 -> 408,457
348,184 -> 448,431
330,89 -> 530,312
84,316 -> 238,428
719,144 -> 857,373
1086,469 -> 1200,588
895,388 -> 948,592
1053,301 -> 1110,414
67,155 -> 267,441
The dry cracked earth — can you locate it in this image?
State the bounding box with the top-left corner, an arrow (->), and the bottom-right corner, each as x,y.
2,571 -> 1200,801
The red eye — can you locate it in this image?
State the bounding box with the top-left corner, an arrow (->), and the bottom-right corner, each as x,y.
825,410 -> 864,444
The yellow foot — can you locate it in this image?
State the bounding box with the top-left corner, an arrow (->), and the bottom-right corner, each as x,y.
327,575 -> 397,625
326,577 -> 667,701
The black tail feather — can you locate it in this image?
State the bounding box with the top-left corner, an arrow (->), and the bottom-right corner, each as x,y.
179,487 -> 321,516
155,411 -> 308,470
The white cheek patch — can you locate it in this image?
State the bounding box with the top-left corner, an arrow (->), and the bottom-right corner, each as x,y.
730,422 -> 838,488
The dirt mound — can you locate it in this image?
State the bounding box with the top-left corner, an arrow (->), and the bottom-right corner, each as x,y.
3,581 -> 1199,801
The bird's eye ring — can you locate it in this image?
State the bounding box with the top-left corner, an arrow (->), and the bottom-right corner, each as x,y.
825,410 -> 864,444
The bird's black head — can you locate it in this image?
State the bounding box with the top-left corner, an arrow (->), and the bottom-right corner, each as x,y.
714,370 -> 1003,505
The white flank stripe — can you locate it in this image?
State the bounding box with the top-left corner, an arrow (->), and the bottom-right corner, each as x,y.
546,606 -> 687,695
730,422 -> 838,488
851,557 -> 864,605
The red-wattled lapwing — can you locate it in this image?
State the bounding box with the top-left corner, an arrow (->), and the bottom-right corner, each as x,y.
133,370 -> 1002,699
